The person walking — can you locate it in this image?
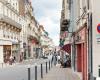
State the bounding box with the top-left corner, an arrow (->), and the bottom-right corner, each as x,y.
52,52 -> 57,65
13,56 -> 16,63
57,55 -> 60,64
9,56 -> 13,65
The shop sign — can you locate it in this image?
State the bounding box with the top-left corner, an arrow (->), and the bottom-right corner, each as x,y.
75,34 -> 81,42
96,34 -> 100,44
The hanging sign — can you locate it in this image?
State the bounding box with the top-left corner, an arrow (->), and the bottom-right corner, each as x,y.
97,24 -> 100,33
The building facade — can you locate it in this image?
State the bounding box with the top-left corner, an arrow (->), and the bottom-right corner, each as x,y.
69,0 -> 100,79
60,0 -> 71,54
0,0 -> 40,63
19,0 -> 40,60
0,0 -> 22,63
89,0 -> 100,79
68,0 -> 88,80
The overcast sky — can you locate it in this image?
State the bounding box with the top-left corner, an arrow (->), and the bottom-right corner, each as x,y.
32,0 -> 62,46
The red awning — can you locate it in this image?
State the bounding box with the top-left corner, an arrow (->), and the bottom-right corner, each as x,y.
61,44 -> 71,54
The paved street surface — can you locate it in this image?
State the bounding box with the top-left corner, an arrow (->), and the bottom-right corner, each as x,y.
0,59 -> 50,80
41,64 -> 81,80
0,56 -> 81,80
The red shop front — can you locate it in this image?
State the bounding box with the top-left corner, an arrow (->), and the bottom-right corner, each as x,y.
75,26 -> 88,80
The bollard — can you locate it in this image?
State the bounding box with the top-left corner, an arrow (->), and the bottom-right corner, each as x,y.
94,77 -> 96,80
28,68 -> 30,80
51,60 -> 52,68
2,63 -> 3,68
99,65 -> 100,77
48,61 -> 50,70
99,68 -> 100,77
41,64 -> 43,78
46,62 -> 48,73
35,66 -> 37,80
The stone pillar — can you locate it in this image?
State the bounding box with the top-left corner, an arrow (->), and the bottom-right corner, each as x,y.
0,46 -> 4,63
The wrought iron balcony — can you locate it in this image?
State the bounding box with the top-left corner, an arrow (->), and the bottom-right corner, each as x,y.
62,19 -> 70,25
61,27 -> 68,31
0,14 -> 22,29
60,19 -> 70,32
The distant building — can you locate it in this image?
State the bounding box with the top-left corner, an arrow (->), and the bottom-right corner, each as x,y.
39,25 -> 54,56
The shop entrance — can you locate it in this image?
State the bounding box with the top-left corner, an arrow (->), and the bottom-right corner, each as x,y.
3,45 -> 11,63
77,44 -> 82,72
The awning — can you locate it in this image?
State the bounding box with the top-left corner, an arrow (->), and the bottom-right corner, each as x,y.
61,44 -> 71,54
27,35 -> 39,44
12,41 -> 19,45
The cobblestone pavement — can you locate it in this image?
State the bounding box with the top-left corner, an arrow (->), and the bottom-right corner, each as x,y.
41,64 -> 81,80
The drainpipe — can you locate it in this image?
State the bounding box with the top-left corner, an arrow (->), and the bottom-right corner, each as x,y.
88,12 -> 93,80
71,33 -> 75,71
73,33 -> 76,71
87,7 -> 93,80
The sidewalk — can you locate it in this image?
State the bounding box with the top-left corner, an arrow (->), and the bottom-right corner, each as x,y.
41,64 -> 81,80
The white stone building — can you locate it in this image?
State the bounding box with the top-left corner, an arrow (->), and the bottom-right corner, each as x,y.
18,0 -> 40,59
0,0 -> 22,63
39,25 -> 54,56
0,0 -> 41,63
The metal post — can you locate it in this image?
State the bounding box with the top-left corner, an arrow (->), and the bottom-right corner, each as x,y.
2,63 -> 3,68
46,62 -> 48,73
28,68 -> 30,80
99,66 -> 100,77
41,64 -> 43,78
88,12 -> 93,80
51,60 -> 52,68
49,61 -> 50,70
35,66 -> 37,80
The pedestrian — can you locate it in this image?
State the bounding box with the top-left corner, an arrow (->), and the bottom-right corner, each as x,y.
63,54 -> 67,68
9,56 -> 13,65
54,55 -> 57,65
60,58 -> 63,68
57,55 -> 60,64
13,56 -> 16,63
52,52 -> 57,65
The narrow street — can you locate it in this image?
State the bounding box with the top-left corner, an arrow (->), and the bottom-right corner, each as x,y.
0,0 -> 100,80
0,59 -> 51,80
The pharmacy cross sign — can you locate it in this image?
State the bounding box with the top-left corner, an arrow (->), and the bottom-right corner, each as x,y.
97,24 -> 100,33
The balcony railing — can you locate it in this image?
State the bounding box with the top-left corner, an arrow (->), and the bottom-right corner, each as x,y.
62,19 -> 70,25
0,14 -> 22,29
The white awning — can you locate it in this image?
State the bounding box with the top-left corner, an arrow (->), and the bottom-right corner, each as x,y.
0,39 -> 12,45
